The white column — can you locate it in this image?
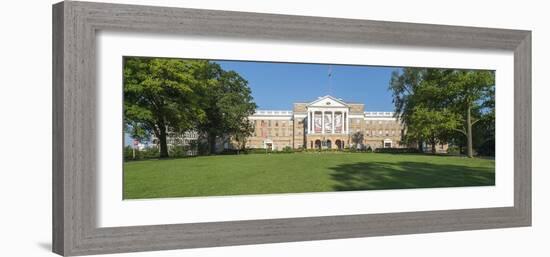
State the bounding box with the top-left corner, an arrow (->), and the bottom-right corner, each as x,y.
311,111 -> 314,134
321,111 -> 325,134
307,111 -> 310,134
342,111 -> 345,134
347,111 -> 350,134
331,111 -> 335,134
344,111 -> 348,134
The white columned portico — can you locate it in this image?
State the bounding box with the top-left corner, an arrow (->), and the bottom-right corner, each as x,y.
304,96 -> 353,136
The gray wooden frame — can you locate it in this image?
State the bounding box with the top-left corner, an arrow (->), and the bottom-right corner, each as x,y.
52,1 -> 531,256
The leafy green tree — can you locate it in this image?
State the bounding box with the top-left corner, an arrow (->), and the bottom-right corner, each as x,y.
124,57 -> 256,157
405,107 -> 460,153
443,70 -> 495,157
196,67 -> 257,154
390,68 -> 495,157
123,57 -> 205,158
389,68 -> 427,151
124,122 -> 150,143
233,121 -> 255,153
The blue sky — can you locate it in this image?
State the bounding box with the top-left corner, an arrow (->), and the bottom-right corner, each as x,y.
216,60 -> 401,111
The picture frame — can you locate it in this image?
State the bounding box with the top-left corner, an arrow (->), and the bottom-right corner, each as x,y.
52,1 -> 531,256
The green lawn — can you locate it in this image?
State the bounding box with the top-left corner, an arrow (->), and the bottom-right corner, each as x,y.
123,153 -> 495,199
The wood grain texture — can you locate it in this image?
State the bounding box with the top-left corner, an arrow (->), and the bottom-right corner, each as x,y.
52,1 -> 532,256
52,2 -> 65,255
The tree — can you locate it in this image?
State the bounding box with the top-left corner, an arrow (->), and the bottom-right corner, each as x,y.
406,107 -> 460,153
196,66 -> 257,154
390,68 -> 495,157
389,68 -> 427,151
123,57 -> 205,158
233,121 -> 255,154
124,122 -> 150,143
351,131 -> 364,149
443,70 -> 495,157
124,58 -> 256,157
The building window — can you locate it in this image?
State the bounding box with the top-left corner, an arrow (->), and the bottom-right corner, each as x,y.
379,130 -> 383,136
385,131 -> 389,136
275,121 -> 278,127
378,120 -> 382,124
356,119 -> 360,124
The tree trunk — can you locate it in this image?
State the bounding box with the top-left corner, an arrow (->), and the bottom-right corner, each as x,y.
158,125 -> 169,158
208,134 -> 217,155
466,105 -> 474,158
431,142 -> 436,154
418,140 -> 424,153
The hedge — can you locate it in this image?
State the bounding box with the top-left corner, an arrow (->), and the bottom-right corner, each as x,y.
373,147 -> 420,154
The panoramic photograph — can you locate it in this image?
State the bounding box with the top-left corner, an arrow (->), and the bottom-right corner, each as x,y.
122,57 -> 496,200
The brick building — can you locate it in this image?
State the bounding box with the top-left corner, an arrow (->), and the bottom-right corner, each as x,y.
246,95 -> 405,150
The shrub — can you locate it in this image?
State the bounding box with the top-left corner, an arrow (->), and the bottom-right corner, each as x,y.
141,146 -> 160,158
220,149 -> 239,155
123,146 -> 135,161
447,145 -> 461,155
124,145 -> 160,161
374,148 -> 420,154
282,146 -> 293,153
169,145 -> 187,158
245,148 -> 272,154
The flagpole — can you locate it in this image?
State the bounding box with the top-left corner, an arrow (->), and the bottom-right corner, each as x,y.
328,65 -> 332,95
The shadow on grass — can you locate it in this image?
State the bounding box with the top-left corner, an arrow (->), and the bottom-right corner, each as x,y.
329,161 -> 495,191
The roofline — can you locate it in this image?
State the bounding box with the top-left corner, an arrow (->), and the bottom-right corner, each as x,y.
306,95 -> 349,107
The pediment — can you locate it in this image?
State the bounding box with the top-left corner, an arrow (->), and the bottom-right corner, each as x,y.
307,95 -> 348,107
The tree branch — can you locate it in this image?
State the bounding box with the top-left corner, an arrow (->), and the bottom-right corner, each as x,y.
452,128 -> 467,136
